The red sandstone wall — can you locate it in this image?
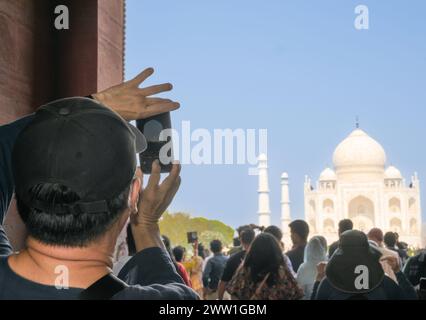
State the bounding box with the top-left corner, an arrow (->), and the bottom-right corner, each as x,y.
98,0 -> 125,91
0,0 -> 125,250
0,0 -> 36,124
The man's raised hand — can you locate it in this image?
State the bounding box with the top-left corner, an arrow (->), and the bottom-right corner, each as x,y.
93,67 -> 180,121
132,160 -> 182,228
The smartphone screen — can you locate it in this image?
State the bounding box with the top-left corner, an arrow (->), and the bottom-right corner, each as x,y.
136,112 -> 174,173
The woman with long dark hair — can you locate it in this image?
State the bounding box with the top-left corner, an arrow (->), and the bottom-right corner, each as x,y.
227,233 -> 304,300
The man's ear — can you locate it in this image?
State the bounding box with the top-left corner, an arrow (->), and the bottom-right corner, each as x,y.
128,176 -> 141,212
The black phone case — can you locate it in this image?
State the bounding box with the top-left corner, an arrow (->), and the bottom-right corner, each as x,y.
136,112 -> 173,174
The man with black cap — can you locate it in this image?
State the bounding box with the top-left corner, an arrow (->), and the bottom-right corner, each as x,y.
0,68 -> 198,300
313,230 -> 417,300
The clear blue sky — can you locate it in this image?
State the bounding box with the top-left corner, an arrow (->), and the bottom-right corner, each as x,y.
125,0 -> 426,230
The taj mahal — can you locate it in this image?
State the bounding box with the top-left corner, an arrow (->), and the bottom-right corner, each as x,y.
257,127 -> 423,248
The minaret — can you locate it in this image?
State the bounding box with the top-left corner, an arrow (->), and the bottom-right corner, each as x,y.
258,154 -> 271,227
281,172 -> 292,249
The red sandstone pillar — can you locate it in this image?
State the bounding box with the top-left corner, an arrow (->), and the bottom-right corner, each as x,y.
0,0 -> 125,250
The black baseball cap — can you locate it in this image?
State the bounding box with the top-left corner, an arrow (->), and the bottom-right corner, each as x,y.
12,97 -> 147,215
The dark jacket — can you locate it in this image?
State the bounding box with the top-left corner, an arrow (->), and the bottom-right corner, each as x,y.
0,116 -> 34,256
403,251 -> 426,287
313,272 -> 418,300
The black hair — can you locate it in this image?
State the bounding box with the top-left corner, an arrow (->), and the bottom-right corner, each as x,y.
339,219 -> 354,234
384,232 -> 397,248
210,239 -> 222,254
244,233 -> 285,286
289,220 -> 310,241
16,183 -> 129,247
240,228 -> 255,246
162,236 -> 188,281
264,225 -> 283,241
161,235 -> 181,270
236,225 -> 252,236
198,243 -> 205,259
172,246 -> 186,262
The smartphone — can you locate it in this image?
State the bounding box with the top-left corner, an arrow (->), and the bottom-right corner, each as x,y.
136,112 -> 173,173
187,232 -> 198,244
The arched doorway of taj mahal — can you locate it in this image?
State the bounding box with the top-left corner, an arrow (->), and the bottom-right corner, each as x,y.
348,196 -> 375,233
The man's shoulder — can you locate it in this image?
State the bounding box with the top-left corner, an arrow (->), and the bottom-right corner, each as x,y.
225,251 -> 244,268
329,241 -> 339,251
114,283 -> 199,300
212,254 -> 228,262
315,278 -> 335,299
286,246 -> 302,257
286,248 -> 295,258
229,250 -> 245,260
0,115 -> 34,142
405,251 -> 426,268
382,247 -> 399,258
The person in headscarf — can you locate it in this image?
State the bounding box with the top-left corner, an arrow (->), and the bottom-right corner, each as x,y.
296,236 -> 328,299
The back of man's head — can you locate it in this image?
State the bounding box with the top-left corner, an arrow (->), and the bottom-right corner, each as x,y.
236,225 -> 252,236
338,219 -> 354,236
210,240 -> 223,254
172,246 -> 185,262
367,228 -> 384,245
16,176 -> 131,247
384,232 -> 397,248
13,98 -> 146,247
198,243 -> 205,259
264,225 -> 283,241
289,220 -> 310,242
240,229 -> 255,247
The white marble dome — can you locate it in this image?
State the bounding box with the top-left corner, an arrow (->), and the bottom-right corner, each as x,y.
319,167 -> 336,181
385,166 -> 402,179
333,129 -> 386,170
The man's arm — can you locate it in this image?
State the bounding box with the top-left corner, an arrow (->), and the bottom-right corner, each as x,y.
0,115 -> 35,222
381,255 -> 418,300
0,116 -> 35,255
217,281 -> 227,300
202,259 -> 212,289
395,271 -> 418,300
117,161 -> 199,300
0,226 -> 12,256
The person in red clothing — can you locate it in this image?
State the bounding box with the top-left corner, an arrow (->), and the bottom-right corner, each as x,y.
172,246 -> 192,287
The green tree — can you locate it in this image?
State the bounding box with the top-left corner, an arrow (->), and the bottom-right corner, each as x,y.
159,212 -> 234,250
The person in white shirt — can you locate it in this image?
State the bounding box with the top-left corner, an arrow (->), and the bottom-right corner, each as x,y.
368,228 -> 400,283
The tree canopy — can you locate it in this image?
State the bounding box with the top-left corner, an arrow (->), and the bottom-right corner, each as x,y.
159,212 -> 235,250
